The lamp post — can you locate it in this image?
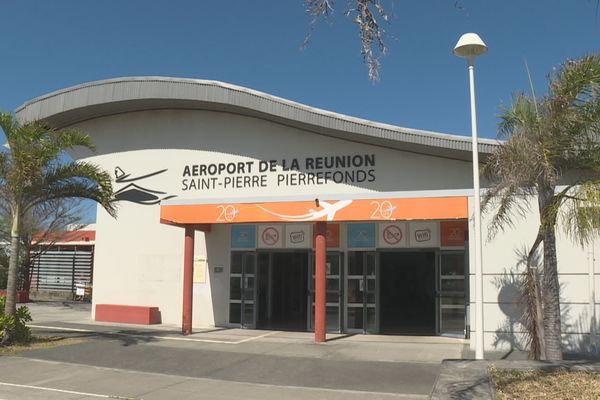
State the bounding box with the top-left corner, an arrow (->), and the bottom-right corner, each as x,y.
453,33 -> 487,360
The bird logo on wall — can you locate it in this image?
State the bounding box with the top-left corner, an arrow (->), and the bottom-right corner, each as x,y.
113,166 -> 177,205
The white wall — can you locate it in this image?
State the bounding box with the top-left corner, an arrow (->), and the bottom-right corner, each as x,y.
73,108 -> 600,357
470,196 -> 600,354
72,109 -> 473,197
76,109 -> 474,326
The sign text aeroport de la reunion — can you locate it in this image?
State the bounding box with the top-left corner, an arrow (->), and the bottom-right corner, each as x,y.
181,154 -> 376,191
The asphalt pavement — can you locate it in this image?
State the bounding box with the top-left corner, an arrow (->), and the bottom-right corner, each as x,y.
0,301 -> 466,399
8,301 -> 597,399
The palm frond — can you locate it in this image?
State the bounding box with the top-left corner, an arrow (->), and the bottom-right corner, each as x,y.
484,186 -> 533,239
0,113 -> 18,143
9,123 -> 94,170
548,55 -> 600,110
25,162 -> 116,217
559,182 -> 600,246
497,93 -> 539,140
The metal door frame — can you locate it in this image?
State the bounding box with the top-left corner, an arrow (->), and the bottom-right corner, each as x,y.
308,251 -> 344,333
229,251 -> 257,329
344,251 -> 378,334
437,250 -> 468,337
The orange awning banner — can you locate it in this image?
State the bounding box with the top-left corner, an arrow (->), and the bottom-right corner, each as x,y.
160,196 -> 468,225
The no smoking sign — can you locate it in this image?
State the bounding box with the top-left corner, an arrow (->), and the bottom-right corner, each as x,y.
379,222 -> 407,248
258,225 -> 283,248
262,227 -> 279,245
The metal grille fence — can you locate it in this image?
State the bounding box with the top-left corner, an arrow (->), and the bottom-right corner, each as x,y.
30,248 -> 93,295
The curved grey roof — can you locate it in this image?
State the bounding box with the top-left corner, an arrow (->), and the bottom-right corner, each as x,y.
15,76 -> 500,161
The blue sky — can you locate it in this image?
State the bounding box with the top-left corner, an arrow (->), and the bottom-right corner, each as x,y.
1,1 -> 598,140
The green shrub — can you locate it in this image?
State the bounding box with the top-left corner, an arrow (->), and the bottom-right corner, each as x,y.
0,296 -> 32,344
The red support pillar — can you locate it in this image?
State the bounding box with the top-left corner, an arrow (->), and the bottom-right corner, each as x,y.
182,226 -> 195,335
314,221 -> 327,343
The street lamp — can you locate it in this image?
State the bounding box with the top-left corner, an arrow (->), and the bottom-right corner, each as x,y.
454,33 -> 487,360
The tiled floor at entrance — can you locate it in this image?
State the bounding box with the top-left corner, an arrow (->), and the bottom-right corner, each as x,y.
153,329 -> 469,363
27,302 -> 468,364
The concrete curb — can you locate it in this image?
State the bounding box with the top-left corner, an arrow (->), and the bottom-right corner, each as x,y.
430,360 -> 493,400
487,359 -> 600,372
430,359 -> 600,399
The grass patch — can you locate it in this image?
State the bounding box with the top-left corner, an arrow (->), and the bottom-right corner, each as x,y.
490,365 -> 600,399
0,335 -> 88,355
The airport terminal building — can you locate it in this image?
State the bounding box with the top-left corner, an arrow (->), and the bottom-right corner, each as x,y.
16,77 -> 600,353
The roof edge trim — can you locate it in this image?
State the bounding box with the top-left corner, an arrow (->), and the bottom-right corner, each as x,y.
15,76 -> 500,155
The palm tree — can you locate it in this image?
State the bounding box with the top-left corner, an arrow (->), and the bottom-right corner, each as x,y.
483,55 -> 600,361
0,112 -> 116,345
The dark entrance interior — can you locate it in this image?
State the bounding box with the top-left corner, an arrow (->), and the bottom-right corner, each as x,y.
380,252 -> 436,335
257,252 -> 308,330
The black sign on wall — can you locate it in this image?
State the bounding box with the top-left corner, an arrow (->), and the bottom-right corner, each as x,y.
113,167 -> 176,205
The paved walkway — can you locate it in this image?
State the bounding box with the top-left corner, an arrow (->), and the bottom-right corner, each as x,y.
0,301 -> 467,399
0,356 -> 430,400
5,301 -> 598,399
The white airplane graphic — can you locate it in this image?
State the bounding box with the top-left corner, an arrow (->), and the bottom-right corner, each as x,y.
256,199 -> 353,222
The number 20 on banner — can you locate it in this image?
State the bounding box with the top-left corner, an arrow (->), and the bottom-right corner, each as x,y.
216,205 -> 238,222
370,200 -> 395,219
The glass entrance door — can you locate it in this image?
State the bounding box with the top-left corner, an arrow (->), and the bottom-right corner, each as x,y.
257,251 -> 309,330
345,251 -> 377,333
309,252 -> 342,332
229,251 -> 256,328
438,251 -> 467,337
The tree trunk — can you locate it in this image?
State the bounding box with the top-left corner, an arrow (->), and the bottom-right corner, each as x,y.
1,209 -> 20,346
537,183 -> 563,361
542,224 -> 562,360
533,267 -> 546,360
524,265 -> 546,360
525,232 -> 546,360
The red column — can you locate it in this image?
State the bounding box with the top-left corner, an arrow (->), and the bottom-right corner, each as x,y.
182,226 -> 195,335
314,221 -> 327,343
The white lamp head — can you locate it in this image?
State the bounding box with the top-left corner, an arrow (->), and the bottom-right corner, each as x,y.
453,33 -> 488,60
